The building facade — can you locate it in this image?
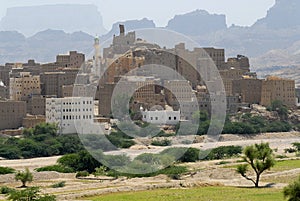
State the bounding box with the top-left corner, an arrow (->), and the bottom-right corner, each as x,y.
141,108 -> 180,125
9,72 -> 41,101
261,76 -> 296,108
0,100 -> 26,130
46,97 -> 94,134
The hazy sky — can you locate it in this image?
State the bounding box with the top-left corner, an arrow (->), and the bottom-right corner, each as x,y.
0,0 -> 276,30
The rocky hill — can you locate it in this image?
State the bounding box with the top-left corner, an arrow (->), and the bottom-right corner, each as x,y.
166,9 -> 227,36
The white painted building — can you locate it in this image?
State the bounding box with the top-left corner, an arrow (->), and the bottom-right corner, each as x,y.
141,107 -> 180,125
46,97 -> 94,134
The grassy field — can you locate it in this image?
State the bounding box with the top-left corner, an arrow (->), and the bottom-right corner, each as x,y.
85,186 -> 283,201
272,159 -> 300,171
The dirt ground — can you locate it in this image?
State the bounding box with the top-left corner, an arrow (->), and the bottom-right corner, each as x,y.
0,132 -> 299,201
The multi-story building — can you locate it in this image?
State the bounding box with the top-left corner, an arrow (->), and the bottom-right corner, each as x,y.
40,70 -> 78,98
164,80 -> 194,108
261,76 -> 296,108
0,100 -> 26,130
9,72 -> 41,101
232,78 -> 262,104
56,51 -> 85,68
46,97 -> 94,134
98,76 -> 165,118
0,80 -> 9,99
62,84 -> 96,98
26,95 -> 46,115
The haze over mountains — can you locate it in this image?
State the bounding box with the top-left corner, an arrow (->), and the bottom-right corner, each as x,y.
0,4 -> 107,36
0,0 -> 300,83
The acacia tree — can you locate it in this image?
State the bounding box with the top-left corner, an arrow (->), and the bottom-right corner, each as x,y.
15,168 -> 33,188
237,142 -> 275,187
283,176 -> 300,201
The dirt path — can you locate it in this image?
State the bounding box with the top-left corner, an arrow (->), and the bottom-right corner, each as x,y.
0,156 -> 60,171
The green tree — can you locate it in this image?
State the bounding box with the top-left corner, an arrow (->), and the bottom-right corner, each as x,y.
267,100 -> 289,121
7,186 -> 56,201
237,142 -> 275,187
15,168 -> 33,188
33,123 -> 58,136
283,175 -> 300,201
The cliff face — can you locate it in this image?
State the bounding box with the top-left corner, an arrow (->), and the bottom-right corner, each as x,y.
166,9 -> 227,36
0,4 -> 107,36
253,0 -> 300,29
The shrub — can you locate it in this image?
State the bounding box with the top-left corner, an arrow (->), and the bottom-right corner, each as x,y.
0,186 -> 14,194
15,168 -> 33,188
51,181 -> 66,188
0,166 -> 15,175
6,186 -> 56,201
178,148 -> 200,162
206,146 -> 242,160
106,132 -> 135,148
283,175 -> 300,201
292,143 -> 300,152
76,171 -> 89,178
35,165 -> 74,173
284,148 -> 297,154
58,150 -> 102,173
151,139 -> 172,146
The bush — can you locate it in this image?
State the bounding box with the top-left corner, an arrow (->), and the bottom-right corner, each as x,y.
76,171 -> 89,178
58,150 -> 102,173
292,143 -> 300,152
283,175 -> 300,200
35,165 -> 74,173
0,166 -> 15,175
0,186 -> 14,194
151,139 -> 172,146
284,148 -> 297,154
51,181 -> 66,188
178,148 -> 200,162
206,146 -> 242,160
6,186 -> 56,201
106,132 -> 135,148
15,168 -> 33,188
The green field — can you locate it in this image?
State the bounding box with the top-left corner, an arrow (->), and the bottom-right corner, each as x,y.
272,159 -> 300,171
85,186 -> 283,201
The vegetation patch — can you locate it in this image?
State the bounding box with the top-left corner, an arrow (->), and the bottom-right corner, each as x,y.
0,166 -> 15,175
85,186 -> 283,201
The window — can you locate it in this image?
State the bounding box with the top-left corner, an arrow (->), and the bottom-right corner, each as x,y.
169,117 -> 171,120
174,117 -> 177,120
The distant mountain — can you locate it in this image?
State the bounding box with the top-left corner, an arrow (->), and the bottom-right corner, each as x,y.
2,0 -> 300,81
166,9 -> 227,36
0,30 -> 94,64
253,0 -> 300,29
0,4 -> 107,36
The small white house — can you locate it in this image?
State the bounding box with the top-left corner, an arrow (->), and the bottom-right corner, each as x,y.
141,107 -> 180,125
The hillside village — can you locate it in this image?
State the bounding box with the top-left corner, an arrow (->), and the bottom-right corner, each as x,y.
0,25 -> 299,136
